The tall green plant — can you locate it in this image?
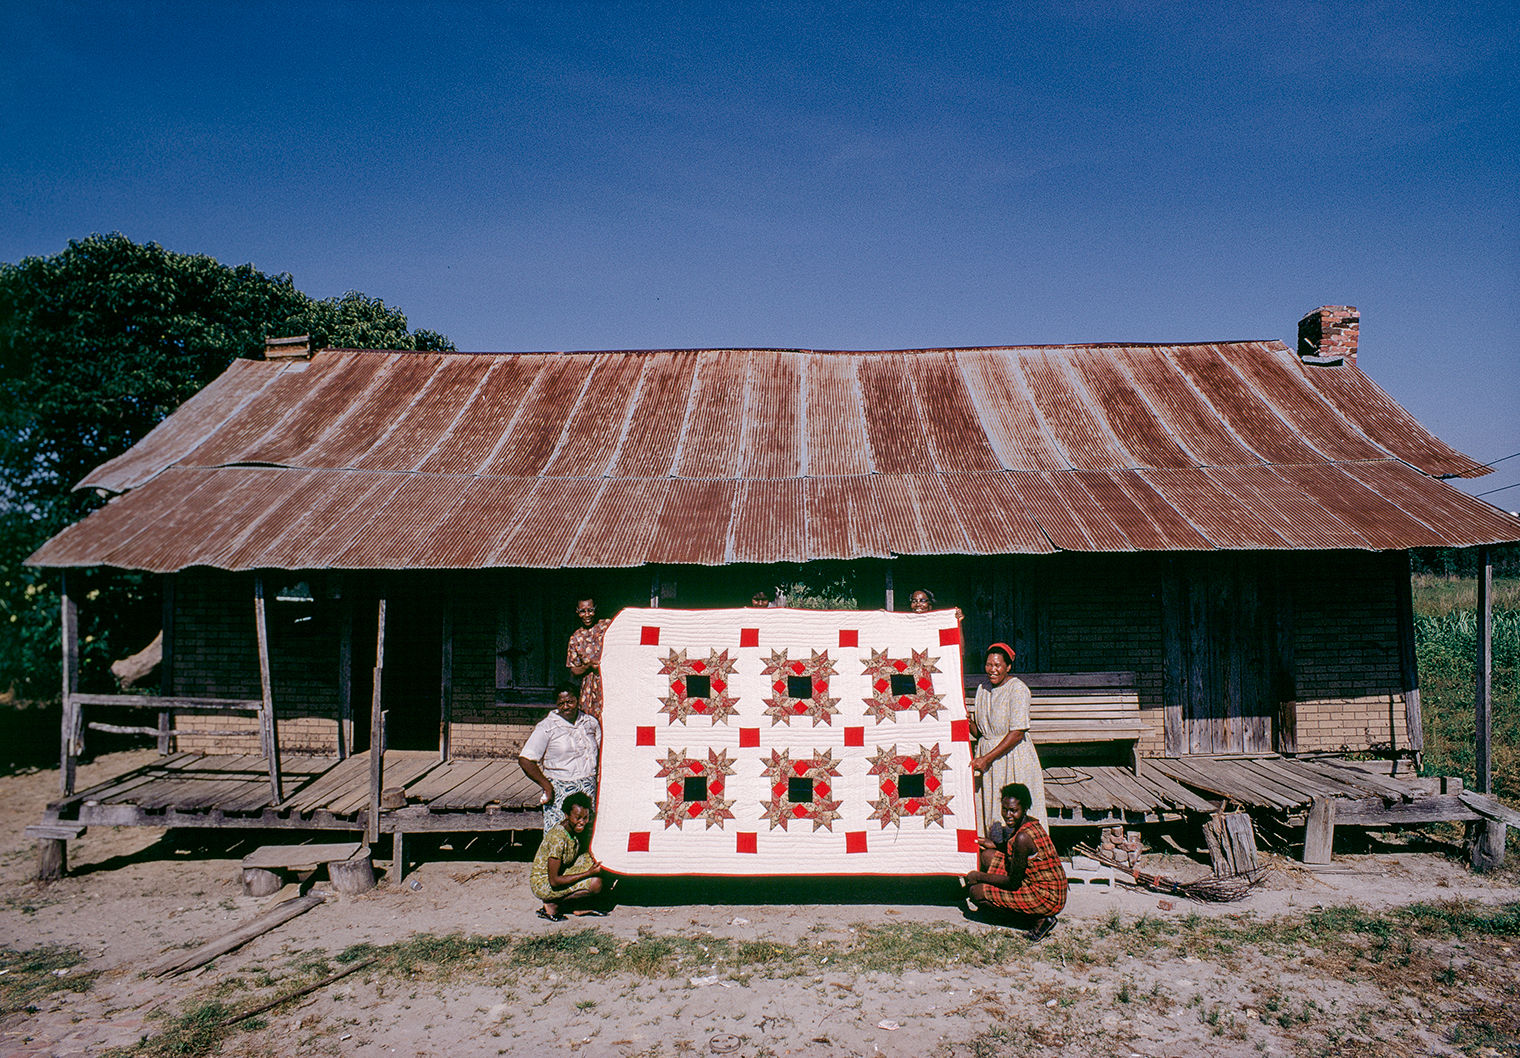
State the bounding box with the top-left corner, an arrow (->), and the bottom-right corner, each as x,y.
0,234 -> 452,699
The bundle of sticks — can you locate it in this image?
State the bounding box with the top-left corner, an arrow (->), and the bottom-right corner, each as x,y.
1073,843 -> 1264,902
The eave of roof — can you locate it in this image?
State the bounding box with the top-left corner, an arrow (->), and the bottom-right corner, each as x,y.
30,341 -> 1520,571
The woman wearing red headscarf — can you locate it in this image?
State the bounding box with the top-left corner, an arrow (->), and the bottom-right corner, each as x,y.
968,643 -> 1047,830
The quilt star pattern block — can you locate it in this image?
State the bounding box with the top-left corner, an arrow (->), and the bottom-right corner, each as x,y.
595,608 -> 977,876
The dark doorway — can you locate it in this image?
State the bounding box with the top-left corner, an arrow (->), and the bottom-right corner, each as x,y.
1163,554 -> 1275,754
379,591 -> 445,752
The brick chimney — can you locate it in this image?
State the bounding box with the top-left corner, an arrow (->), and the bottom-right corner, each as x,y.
1297,307 -> 1358,366
264,334 -> 313,360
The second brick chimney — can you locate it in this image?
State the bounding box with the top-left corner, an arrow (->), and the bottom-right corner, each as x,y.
1297,306 -> 1358,366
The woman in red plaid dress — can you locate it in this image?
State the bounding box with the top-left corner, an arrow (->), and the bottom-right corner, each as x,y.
963,782 -> 1066,941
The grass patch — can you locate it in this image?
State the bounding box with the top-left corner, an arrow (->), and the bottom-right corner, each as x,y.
1414,590 -> 1519,804
0,946 -> 93,1017
106,901 -> 1520,1057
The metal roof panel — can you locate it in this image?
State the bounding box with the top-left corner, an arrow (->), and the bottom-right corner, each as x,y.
802,354 -> 873,476
1296,363 -> 1489,477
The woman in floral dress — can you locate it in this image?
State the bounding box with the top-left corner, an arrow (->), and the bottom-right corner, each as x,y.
566,597 -> 612,719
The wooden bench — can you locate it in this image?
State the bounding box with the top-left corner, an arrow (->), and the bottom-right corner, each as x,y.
965,671 -> 1143,773
240,842 -> 374,896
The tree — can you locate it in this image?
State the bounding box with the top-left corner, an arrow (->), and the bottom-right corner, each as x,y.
0,234 -> 453,699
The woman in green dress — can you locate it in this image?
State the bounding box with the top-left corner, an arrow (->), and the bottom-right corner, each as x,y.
530,792 -> 610,920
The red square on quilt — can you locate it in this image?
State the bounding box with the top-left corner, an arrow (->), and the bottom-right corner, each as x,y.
845,831 -> 868,854
635,726 -> 656,746
950,719 -> 971,742
739,727 -> 760,748
838,629 -> 858,647
939,626 -> 960,646
640,626 -> 660,646
736,832 -> 758,854
843,726 -> 865,747
957,829 -> 979,853
627,832 -> 650,852
739,627 -> 759,647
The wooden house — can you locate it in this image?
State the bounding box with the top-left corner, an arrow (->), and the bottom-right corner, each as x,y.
27,306 -> 1520,869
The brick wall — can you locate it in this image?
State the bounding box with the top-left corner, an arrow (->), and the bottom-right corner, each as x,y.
170,568 -> 343,754
163,552 -> 1414,760
1034,554 -> 1167,758
1285,551 -> 1410,753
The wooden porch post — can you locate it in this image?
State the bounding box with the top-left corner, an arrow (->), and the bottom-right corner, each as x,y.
367,597 -> 387,845
337,593 -> 353,759
1476,546 -> 1492,795
1469,546 -> 1505,870
649,568 -> 660,608
253,577 -> 283,804
1160,558 -> 1185,757
59,570 -> 81,796
1393,551 -> 1423,771
158,574 -> 175,754
884,563 -> 894,612
439,595 -> 453,762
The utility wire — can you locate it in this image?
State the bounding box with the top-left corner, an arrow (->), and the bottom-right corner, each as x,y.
1474,479 -> 1520,498
1477,450 -> 1520,470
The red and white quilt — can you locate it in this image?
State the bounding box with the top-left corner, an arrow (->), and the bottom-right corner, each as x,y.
594,607 -> 978,876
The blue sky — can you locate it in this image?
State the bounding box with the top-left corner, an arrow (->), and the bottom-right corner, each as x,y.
4,1 -> 1517,503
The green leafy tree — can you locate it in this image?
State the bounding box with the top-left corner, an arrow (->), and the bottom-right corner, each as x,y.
0,233 -> 453,700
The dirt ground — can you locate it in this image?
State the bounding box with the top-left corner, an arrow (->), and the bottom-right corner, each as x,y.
3,750 -> 1518,1058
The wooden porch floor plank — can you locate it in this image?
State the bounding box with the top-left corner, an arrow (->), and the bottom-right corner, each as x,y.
69,752 -> 202,805
1230,759 -> 1315,809
435,760 -> 528,809
281,757 -> 369,813
429,760 -> 513,809
1072,768 -> 1149,813
132,755 -> 267,810
1194,758 -> 1298,809
1251,758 -> 1362,800
1299,759 -> 1412,801
1131,766 -> 1219,813
409,760 -> 493,803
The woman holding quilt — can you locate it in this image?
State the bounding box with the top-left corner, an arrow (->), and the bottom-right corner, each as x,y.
969,643 -> 1047,830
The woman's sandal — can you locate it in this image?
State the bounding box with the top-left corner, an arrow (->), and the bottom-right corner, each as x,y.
571,909 -> 607,917
1025,916 -> 1058,942
536,907 -> 565,922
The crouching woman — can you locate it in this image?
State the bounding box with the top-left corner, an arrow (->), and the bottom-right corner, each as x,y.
963,782 -> 1067,941
530,792 -> 611,920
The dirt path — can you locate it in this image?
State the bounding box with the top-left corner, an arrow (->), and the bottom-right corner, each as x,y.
2,751 -> 1517,1057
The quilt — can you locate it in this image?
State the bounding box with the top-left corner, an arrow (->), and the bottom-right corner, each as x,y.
593,607 -> 978,876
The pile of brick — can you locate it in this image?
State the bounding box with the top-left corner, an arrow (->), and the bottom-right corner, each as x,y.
1099,825 -> 1143,869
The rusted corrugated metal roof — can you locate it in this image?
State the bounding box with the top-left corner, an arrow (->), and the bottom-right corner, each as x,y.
33,340 -> 1520,572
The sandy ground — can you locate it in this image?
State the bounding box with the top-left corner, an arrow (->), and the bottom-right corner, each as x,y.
2,750 -> 1518,1058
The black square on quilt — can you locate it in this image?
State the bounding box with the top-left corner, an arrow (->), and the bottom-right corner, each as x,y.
685,674 -> 711,698
683,776 -> 708,801
897,772 -> 926,799
788,776 -> 814,803
787,675 -> 813,699
889,673 -> 916,696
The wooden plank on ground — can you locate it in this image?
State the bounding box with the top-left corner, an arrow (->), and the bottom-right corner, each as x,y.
150,893 -> 325,977
1303,796 -> 1335,864
242,842 -> 364,870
